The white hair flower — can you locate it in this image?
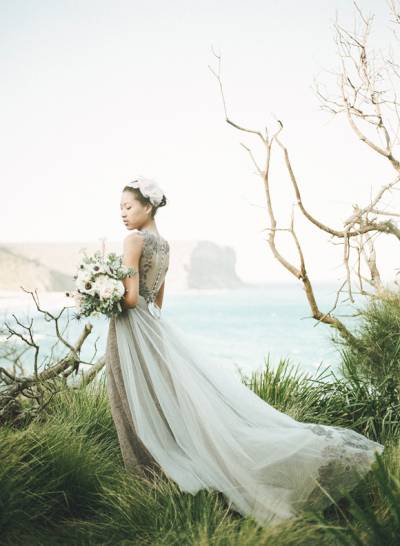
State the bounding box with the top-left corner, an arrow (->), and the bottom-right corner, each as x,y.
125,176 -> 165,207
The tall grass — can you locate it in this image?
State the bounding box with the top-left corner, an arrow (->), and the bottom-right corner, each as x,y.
329,293 -> 400,444
1,293 -> 400,544
241,293 -> 400,445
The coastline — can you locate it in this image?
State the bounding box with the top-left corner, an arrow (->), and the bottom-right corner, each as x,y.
0,281 -> 341,314
0,286 -> 256,313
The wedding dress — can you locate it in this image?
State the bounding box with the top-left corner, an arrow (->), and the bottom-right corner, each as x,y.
105,228 -> 384,527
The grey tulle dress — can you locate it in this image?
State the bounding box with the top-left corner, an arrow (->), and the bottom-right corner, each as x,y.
105,228 -> 384,527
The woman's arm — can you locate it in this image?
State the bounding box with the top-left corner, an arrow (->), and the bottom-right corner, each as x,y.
155,279 -> 165,309
121,233 -> 144,309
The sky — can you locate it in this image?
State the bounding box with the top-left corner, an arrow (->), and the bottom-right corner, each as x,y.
1,0 -> 399,283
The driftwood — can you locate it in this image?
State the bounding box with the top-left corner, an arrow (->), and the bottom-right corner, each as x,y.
0,287 -> 105,426
209,0 -> 400,343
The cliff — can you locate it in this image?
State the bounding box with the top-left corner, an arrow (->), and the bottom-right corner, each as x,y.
0,239 -> 246,293
0,246 -> 72,292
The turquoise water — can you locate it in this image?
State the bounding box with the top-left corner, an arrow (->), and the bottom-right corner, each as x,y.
0,283 -> 366,377
162,283 -> 363,375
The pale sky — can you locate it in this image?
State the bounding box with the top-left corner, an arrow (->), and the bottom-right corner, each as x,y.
1,0 -> 399,283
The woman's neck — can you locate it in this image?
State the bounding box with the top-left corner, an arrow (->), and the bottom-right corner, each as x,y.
140,222 -> 158,234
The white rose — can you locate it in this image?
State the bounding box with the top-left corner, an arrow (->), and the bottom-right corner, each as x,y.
115,280 -> 125,298
94,275 -> 116,300
101,286 -> 115,299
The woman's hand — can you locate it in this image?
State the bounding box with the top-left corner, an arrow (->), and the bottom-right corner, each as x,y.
122,232 -> 144,309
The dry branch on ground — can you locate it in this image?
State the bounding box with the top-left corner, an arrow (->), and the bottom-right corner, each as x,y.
0,287 -> 105,426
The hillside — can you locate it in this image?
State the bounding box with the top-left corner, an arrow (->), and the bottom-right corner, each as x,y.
0,246 -> 73,292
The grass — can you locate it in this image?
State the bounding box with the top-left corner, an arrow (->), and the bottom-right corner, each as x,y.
1,293 -> 400,545
0,372 -> 397,546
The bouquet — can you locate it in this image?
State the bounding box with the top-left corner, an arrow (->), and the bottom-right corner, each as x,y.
66,250 -> 137,318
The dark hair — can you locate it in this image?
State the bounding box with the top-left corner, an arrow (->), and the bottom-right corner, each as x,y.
123,186 -> 167,218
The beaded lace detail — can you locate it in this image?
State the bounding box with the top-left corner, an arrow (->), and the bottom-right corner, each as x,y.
136,229 -> 169,310
302,423 -> 382,509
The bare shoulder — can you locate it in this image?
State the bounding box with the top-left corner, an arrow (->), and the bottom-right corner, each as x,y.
123,230 -> 145,249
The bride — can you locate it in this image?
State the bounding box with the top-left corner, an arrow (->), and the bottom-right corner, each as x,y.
105,176 -> 384,527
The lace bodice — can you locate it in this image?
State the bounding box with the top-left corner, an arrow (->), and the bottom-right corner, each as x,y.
135,229 -> 170,305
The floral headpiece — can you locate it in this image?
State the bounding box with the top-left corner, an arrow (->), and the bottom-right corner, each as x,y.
125,176 -> 165,207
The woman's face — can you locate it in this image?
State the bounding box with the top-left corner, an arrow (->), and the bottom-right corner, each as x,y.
120,191 -> 151,230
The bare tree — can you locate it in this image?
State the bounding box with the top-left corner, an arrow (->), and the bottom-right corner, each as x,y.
209,0 -> 400,343
0,287 -> 105,426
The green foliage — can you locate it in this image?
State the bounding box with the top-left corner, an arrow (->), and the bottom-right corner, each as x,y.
330,293 -> 400,444
332,294 -> 400,387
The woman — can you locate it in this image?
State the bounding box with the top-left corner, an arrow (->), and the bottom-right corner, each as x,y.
105,176 -> 384,527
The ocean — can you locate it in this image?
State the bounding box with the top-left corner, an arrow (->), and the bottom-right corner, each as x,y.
0,283 -> 366,379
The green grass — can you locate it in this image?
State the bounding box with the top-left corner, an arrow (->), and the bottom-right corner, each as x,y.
1,293 -> 400,545
0,374 -> 395,546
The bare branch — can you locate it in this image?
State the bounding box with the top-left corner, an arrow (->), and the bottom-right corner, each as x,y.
209,1 -> 400,341
208,46 -> 267,144
0,288 -> 106,426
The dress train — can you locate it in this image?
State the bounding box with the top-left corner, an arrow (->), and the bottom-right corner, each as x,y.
106,293 -> 384,527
